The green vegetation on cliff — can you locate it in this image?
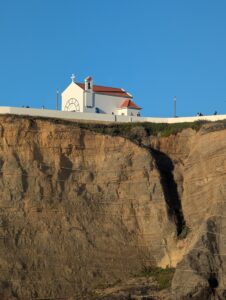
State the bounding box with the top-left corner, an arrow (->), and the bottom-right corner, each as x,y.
76,121 -> 207,142
8,113 -> 208,140
142,266 -> 175,290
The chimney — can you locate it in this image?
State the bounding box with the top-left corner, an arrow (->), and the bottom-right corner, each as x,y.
85,76 -> 93,91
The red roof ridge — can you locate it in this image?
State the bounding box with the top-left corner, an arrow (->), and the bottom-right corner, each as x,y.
77,83 -> 132,98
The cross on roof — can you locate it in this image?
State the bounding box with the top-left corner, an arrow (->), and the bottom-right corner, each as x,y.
71,74 -> 76,83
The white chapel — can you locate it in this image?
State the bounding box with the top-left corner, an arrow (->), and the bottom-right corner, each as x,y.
61,75 -> 142,116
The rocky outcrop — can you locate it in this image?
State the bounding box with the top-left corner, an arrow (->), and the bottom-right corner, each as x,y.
1,116 -> 226,299
0,116 -> 176,300
150,124 -> 226,299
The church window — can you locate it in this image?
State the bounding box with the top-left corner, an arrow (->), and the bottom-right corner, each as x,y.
64,98 -> 80,112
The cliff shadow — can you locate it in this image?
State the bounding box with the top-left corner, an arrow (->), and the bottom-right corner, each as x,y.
149,147 -> 186,236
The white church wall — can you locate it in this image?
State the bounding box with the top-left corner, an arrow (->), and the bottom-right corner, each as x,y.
1,107 -> 226,124
94,94 -> 128,114
61,83 -> 84,112
117,107 -> 140,116
84,91 -> 94,108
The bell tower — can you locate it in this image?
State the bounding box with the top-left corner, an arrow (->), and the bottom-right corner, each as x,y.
84,76 -> 94,108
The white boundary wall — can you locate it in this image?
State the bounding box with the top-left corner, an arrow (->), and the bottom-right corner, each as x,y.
1,106 -> 226,124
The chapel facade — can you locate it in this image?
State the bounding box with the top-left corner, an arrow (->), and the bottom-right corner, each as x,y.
61,75 -> 141,116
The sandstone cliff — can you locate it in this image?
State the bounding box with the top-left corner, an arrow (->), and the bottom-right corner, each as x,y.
150,124 -> 226,300
0,115 -> 226,299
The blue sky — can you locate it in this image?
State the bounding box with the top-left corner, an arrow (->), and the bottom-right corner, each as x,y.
0,0 -> 226,117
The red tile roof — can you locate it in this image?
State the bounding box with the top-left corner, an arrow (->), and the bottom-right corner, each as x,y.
77,83 -> 132,98
119,99 -> 141,110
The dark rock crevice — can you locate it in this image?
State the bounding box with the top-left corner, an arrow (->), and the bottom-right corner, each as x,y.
149,147 -> 186,236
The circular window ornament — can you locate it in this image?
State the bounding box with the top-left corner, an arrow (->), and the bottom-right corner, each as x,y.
64,98 -> 80,112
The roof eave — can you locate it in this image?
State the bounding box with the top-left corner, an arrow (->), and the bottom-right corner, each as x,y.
118,106 -> 142,110
94,92 -> 132,98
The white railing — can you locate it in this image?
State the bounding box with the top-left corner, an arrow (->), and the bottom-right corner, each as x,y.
0,106 -> 226,124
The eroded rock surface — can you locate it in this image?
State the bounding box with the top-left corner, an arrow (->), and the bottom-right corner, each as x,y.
1,116 -> 226,299
150,125 -> 226,299
0,116 -> 175,300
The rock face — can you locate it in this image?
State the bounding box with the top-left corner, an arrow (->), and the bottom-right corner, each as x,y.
1,116 -> 226,299
0,116 -> 174,300
150,125 -> 226,300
